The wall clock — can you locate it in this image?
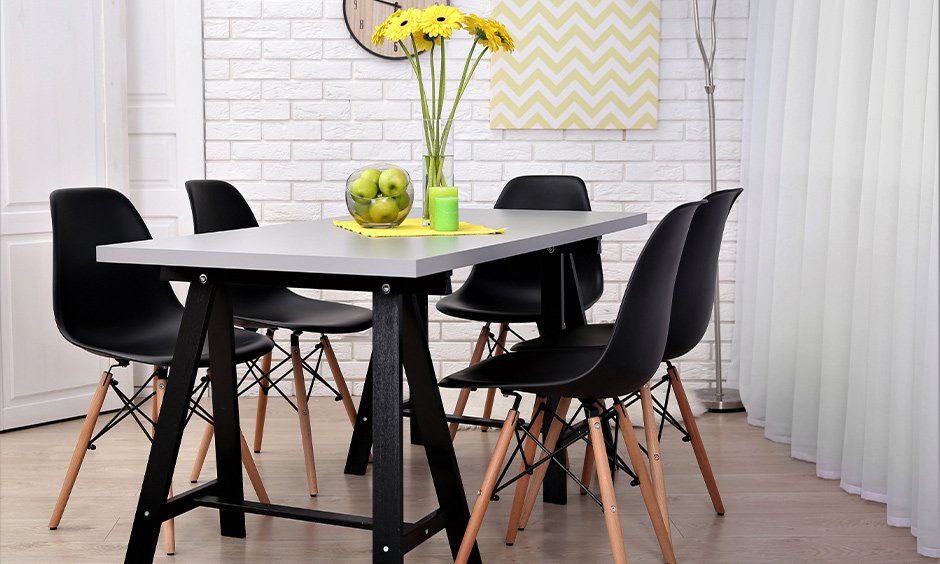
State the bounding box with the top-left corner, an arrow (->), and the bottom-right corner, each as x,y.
344,0 -> 448,60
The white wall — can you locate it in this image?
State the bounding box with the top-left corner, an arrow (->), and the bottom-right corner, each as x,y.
200,0 -> 749,396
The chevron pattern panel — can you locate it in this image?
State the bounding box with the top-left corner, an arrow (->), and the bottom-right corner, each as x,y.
490,0 -> 660,130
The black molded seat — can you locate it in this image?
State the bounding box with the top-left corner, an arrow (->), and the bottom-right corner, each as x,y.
513,188 -> 743,357
436,175 -> 604,436
438,200 -> 704,564
52,189 -> 273,368
436,175 -> 603,322
185,179 -> 372,334
512,187 -> 743,517
185,179 -> 372,496
48,187 -> 274,553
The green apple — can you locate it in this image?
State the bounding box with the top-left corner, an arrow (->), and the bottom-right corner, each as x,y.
395,190 -> 411,210
378,168 -> 409,197
359,168 -> 381,185
369,197 -> 400,223
350,177 -> 379,199
354,201 -> 372,221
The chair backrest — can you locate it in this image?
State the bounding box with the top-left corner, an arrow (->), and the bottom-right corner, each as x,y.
465,175 -> 604,310
664,188 -> 743,360
50,187 -> 183,352
185,179 -> 260,233
574,200 -> 705,400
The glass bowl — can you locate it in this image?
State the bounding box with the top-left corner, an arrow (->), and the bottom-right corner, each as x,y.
345,163 -> 414,228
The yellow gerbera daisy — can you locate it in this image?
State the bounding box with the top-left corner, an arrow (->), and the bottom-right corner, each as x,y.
385,8 -> 422,42
417,5 -> 465,39
492,21 -> 515,53
372,9 -> 402,45
412,32 -> 439,51
464,13 -> 499,50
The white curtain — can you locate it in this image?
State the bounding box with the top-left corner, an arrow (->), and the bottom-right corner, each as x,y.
731,0 -> 939,557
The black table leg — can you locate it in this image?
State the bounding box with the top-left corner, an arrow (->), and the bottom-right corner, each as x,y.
372,292 -> 404,563
538,251 -> 570,505
344,359 -> 374,475
206,284 -> 246,538
124,282 -> 216,564
402,295 -> 481,564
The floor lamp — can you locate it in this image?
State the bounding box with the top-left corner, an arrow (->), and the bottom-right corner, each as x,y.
692,0 -> 744,411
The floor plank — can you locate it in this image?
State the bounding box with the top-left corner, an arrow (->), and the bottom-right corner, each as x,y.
0,397 -> 930,563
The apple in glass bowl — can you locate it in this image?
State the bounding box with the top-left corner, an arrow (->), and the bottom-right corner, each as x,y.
345,163 -> 414,228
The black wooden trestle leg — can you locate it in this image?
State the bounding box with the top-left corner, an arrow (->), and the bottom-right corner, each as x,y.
401,294 -> 481,564
345,359 -> 374,475
371,292 -> 405,562
205,284 -> 246,537
124,281 -> 231,563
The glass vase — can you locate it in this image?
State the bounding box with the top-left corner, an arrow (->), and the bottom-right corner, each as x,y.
422,118 -> 455,225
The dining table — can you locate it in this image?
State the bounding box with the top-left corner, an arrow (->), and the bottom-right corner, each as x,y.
97,207 -> 646,564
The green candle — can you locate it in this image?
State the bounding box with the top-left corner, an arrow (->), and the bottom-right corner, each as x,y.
433,196 -> 459,232
427,186 -> 458,229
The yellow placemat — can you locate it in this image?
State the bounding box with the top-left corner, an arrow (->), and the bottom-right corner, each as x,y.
334,218 -> 506,237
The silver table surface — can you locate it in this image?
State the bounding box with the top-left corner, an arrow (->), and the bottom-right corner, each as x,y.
98,208 -> 646,279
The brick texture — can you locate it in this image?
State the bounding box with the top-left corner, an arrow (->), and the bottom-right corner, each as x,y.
202,0 -> 747,395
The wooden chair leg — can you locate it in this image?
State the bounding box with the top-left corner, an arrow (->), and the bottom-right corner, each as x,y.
588,412 -> 628,564
668,364 -> 724,515
320,335 -> 357,428
152,371 -> 176,555
454,408 -> 519,564
449,324 -> 490,440
640,385 -> 671,543
290,333 -> 318,496
579,442 -> 594,494
577,401 -> 605,495
240,432 -> 270,503
449,388 -> 472,441
49,369 -> 113,529
613,402 -> 676,564
480,324 -> 508,432
253,329 -> 276,453
190,403 -> 270,503
515,397 -> 572,533
190,418 -> 214,483
480,389 -> 497,432
504,395 -> 547,545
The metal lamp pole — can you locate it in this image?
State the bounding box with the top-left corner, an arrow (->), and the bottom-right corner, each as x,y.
692,0 -> 743,411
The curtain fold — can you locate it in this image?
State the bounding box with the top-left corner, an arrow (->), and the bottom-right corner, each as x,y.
732,0 -> 939,557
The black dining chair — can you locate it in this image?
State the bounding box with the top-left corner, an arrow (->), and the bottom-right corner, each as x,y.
436,175 -> 604,436
48,187 -> 275,555
512,188 -> 743,523
185,179 -> 373,496
438,200 -> 706,564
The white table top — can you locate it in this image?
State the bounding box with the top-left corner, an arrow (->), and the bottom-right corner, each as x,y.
98,208 -> 646,279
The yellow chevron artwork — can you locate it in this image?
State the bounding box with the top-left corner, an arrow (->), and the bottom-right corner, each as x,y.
490,0 -> 660,130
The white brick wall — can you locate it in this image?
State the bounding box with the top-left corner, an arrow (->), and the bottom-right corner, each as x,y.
202,0 -> 748,396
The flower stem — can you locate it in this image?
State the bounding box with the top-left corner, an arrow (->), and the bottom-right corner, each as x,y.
439,47 -> 489,148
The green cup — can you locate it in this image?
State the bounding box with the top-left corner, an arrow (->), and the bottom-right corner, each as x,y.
433,196 -> 459,232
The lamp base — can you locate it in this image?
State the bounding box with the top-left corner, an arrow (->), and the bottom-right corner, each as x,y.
695,387 -> 745,412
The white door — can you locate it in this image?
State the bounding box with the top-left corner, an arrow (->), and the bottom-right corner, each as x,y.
0,0 -> 204,429
125,0 -> 206,387
0,0 -> 129,429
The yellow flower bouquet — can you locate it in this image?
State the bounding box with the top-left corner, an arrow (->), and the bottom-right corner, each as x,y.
372,5 -> 514,223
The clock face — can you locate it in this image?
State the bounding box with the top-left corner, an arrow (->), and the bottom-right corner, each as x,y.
344,0 -> 447,60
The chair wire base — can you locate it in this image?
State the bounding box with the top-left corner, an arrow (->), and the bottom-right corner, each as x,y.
88,364 -> 213,450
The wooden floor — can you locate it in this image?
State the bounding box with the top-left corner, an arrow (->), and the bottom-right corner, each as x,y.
0,396 -> 929,564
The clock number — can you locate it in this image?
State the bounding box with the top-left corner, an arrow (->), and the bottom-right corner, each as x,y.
393,43 -> 398,52
353,0 -> 358,7
360,19 -> 364,30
